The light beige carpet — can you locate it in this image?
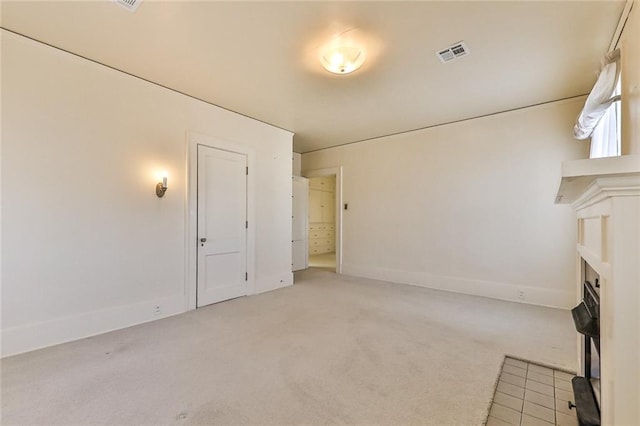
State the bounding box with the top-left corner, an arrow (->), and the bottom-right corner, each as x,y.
0,269 -> 576,425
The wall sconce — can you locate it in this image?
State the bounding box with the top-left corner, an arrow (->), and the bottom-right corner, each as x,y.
156,171 -> 168,198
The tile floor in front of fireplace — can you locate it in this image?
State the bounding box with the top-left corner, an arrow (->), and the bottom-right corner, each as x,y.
486,357 -> 578,426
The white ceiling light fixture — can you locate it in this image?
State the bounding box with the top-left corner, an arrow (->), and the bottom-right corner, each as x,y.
318,28 -> 368,75
321,45 -> 366,75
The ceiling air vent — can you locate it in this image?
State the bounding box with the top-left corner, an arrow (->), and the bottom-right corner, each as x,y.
436,41 -> 470,63
114,0 -> 142,12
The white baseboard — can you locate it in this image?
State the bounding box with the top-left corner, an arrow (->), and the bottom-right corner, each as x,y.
1,294 -> 185,358
341,264 -> 574,309
254,271 -> 294,295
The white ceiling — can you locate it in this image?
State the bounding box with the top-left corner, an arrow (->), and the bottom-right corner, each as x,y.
0,1 -> 626,153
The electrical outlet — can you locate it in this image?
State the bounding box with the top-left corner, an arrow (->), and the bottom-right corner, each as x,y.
518,290 -> 526,300
154,305 -> 162,315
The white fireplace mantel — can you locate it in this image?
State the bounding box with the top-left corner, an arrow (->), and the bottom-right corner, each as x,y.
555,154 -> 640,426
555,154 -> 640,205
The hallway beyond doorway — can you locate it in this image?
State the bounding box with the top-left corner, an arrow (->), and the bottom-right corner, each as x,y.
309,252 -> 336,271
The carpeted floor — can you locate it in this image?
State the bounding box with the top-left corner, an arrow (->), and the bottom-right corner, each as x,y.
0,269 -> 576,425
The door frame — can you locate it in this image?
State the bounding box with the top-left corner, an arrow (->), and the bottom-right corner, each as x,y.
303,166 -> 343,274
186,131 -> 256,310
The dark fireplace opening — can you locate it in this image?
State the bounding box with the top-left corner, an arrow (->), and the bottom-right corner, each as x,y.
570,260 -> 601,426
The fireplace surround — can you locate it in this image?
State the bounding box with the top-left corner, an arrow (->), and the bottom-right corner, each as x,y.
556,155 -> 640,426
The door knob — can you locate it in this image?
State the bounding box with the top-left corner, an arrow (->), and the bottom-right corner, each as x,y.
200,238 -> 207,243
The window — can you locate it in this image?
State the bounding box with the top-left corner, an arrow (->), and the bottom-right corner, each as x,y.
589,75 -> 621,158
573,49 -> 621,158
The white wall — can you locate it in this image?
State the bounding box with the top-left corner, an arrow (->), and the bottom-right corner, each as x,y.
303,98 -> 589,309
621,0 -> 639,154
0,31 -> 293,356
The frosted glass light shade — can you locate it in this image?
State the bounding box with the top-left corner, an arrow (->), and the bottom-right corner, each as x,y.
320,46 -> 365,74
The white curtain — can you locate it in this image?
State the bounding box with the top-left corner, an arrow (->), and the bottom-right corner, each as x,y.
589,102 -> 619,158
574,49 -> 621,140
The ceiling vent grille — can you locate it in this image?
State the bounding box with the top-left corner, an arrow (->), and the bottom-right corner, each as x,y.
436,41 -> 470,63
115,0 -> 142,12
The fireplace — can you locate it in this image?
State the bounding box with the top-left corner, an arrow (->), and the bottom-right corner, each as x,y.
570,260 -> 601,426
582,261 -> 601,407
556,155 -> 640,425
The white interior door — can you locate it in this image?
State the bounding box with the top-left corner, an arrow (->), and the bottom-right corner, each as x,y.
197,145 -> 247,307
292,177 -> 308,271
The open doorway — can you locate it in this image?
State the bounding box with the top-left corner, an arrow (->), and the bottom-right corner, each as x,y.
308,175 -> 336,271
304,167 -> 342,274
